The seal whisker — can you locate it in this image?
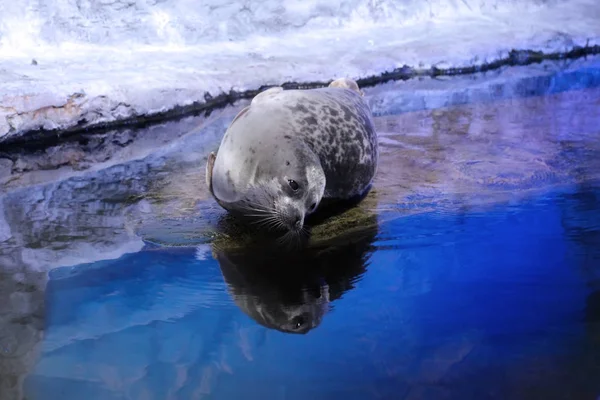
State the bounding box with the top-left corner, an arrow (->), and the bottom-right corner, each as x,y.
276,231 -> 292,247
299,226 -> 309,237
241,205 -> 272,214
271,216 -> 288,233
276,228 -> 304,251
250,218 -> 270,228
248,211 -> 288,233
271,217 -> 287,231
252,216 -> 282,231
241,201 -> 278,215
245,213 -> 274,218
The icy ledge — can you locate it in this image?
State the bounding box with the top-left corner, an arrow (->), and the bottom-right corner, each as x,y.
1,0 -> 599,144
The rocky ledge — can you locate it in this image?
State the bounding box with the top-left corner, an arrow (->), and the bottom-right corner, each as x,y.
1,0 -> 599,145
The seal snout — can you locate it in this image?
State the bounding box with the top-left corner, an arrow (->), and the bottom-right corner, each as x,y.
287,213 -> 304,231
282,205 -> 304,231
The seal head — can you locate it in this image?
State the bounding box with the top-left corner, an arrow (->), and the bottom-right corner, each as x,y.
209,119 -> 326,234
241,139 -> 326,233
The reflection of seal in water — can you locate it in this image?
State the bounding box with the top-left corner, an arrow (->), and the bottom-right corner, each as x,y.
215,221 -> 378,334
205,78 -> 378,236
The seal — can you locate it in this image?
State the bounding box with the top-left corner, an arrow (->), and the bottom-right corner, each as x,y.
205,78 -> 378,236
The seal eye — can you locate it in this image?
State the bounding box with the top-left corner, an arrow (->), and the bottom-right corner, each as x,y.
293,315 -> 305,329
288,179 -> 299,191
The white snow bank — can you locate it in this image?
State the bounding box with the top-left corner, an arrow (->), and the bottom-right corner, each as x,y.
1,0 -> 599,142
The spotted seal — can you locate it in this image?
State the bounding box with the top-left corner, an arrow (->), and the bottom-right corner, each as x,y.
205,78 -> 378,235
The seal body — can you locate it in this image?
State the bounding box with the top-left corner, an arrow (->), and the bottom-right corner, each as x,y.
206,78 -> 378,233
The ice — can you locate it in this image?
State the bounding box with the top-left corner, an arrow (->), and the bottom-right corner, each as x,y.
1,0 -> 599,142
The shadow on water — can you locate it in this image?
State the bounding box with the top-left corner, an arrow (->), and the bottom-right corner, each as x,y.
215,219 -> 378,334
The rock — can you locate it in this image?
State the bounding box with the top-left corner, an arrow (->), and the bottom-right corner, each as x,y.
12,159 -> 28,173
0,158 -> 13,180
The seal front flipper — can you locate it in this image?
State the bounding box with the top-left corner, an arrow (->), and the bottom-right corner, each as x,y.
205,151 -> 217,198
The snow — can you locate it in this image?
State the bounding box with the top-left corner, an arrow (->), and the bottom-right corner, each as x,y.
1,0 -> 599,143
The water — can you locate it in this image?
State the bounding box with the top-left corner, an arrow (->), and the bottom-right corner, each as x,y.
1,59 -> 600,399
26,188 -> 600,400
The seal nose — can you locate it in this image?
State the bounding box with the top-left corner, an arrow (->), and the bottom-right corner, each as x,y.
284,205 -> 304,231
286,211 -> 303,231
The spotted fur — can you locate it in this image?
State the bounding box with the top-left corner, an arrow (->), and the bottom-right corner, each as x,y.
207,78 -> 378,233
282,87 -> 378,199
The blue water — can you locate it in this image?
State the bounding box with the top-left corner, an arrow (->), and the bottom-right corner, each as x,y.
23,184 -> 600,399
